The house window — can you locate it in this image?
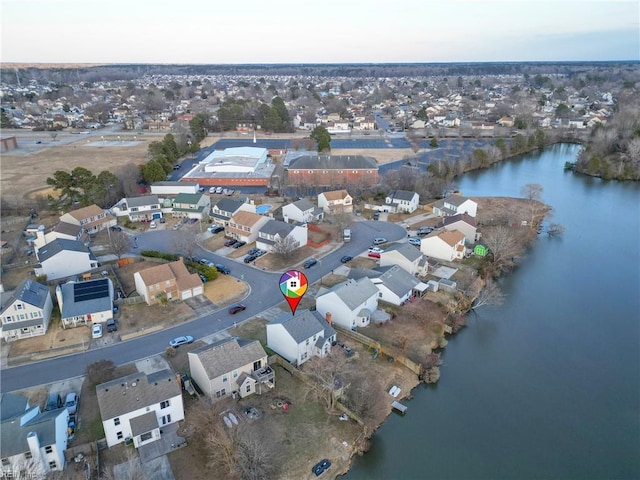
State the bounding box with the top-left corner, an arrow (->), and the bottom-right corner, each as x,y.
233,370 -> 238,378
160,400 -> 170,409
246,384 -> 251,393
45,445 -> 53,454
16,304 -> 23,310
25,452 -> 32,460
140,432 -> 152,442
5,316 -> 11,322
215,388 -> 226,398
253,360 -> 262,371
22,327 -> 30,333
222,375 -> 228,383
161,414 -> 171,425
306,339 -> 309,345
379,292 -> 383,297
117,431 -> 123,440
49,461 -> 57,469
2,458 -> 9,466
114,418 -> 120,426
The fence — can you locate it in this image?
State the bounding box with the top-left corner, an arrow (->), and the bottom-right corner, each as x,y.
307,223 -> 331,248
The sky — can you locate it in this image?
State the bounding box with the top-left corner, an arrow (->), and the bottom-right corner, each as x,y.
1,0 -> 638,64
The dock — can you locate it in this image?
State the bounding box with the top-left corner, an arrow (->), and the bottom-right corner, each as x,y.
391,401 -> 407,414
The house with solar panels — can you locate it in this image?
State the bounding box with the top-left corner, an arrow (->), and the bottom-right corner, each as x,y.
55,278 -> 114,329
0,279 -> 53,342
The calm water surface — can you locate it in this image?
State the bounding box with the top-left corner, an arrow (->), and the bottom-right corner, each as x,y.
345,144 -> 640,480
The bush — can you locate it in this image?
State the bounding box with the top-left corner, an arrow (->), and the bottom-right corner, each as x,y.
141,250 -> 179,261
87,359 -> 116,386
165,346 -> 177,357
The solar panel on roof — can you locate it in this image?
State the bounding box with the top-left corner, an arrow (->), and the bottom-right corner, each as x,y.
74,278 -> 110,302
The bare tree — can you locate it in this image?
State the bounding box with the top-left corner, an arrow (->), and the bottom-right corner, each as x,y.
546,222 -> 566,236
171,229 -> 198,260
472,278 -> 506,309
482,225 -> 525,271
109,230 -> 131,259
521,182 -> 544,227
118,163 -> 143,197
341,374 -> 387,431
103,449 -> 150,480
272,235 -> 300,260
302,351 -> 352,410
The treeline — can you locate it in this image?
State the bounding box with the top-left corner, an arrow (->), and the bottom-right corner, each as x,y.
572,91 -> 640,180
215,96 -> 292,133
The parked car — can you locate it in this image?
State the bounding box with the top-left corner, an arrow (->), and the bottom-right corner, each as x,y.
208,225 -> 224,234
225,189 -> 235,196
254,249 -> 266,257
149,221 -> 157,229
198,187 -> 206,193
228,304 -> 247,314
417,226 -> 434,236
232,241 -> 246,249
244,254 -> 257,263
209,187 -> 217,193
173,164 -> 181,170
304,258 -> 318,268
224,238 -> 237,247
369,247 -> 384,254
65,392 -> 79,415
169,335 -> 194,347
199,259 -> 215,267
215,186 -> 224,194
247,248 -> 260,256
312,459 -> 331,476
110,225 -> 122,232
159,217 -> 166,223
373,237 -> 387,245
340,255 -> 353,263
373,212 -> 380,220
92,324 -> 103,339
368,251 -> 381,258
199,274 -> 207,283
106,318 -> 117,332
215,264 -> 231,274
44,393 -> 63,411
408,237 -> 422,246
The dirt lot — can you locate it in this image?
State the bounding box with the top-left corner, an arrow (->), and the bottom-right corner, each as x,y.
471,196 -> 548,226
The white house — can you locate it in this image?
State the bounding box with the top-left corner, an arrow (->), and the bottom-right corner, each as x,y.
96,369 -> 184,449
379,243 -> 428,276
59,204 -> 116,234
432,195 -> 477,218
282,198 -> 323,224
266,310 -> 336,366
370,265 -> 424,306
0,279 -> 53,341
34,239 -> 98,281
118,195 -> 163,222
317,190 -> 353,214
171,193 -> 211,221
188,337 -> 275,400
0,393 -> 69,476
226,211 -> 271,244
385,190 -> 420,213
29,222 -> 88,251
210,198 -> 256,227
442,213 -> 477,244
256,220 -> 307,253
420,230 -> 466,262
315,277 -> 379,331
56,278 -> 114,329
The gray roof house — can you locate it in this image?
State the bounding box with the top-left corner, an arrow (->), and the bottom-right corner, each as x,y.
0,393 -> 69,475
370,265 -> 426,306
96,369 -> 185,449
188,337 -> 274,400
385,190 -> 420,213
266,310 -> 336,366
256,219 -> 308,253
55,278 -> 114,329
380,242 -> 428,276
0,279 -> 53,342
122,195 -> 163,222
315,277 -> 379,331
34,238 -> 98,281
210,198 -> 255,226
282,198 -> 324,224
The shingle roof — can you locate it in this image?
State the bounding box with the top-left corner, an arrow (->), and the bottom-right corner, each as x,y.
433,230 -> 465,246
52,221 -> 83,237
231,210 -> 263,227
259,219 -> 295,237
36,238 -> 96,263
388,190 -> 417,201
1,408 -> 66,457
382,243 -> 422,262
96,369 -> 180,420
0,279 -> 50,315
319,190 -> 350,201
292,198 -> 315,211
125,195 -> 160,208
189,337 -> 266,381
443,194 -> 472,207
0,393 -> 29,421
130,410 -> 159,436
174,193 -> 204,205
59,278 -> 113,318
320,277 -> 378,311
214,198 -> 245,213
136,260 -> 202,291
289,155 -> 377,170
65,204 -> 104,221
270,310 -> 336,344
442,213 -> 476,227
378,265 -> 420,297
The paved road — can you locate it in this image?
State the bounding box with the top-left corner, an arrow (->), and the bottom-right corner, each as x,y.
0,221 -> 405,393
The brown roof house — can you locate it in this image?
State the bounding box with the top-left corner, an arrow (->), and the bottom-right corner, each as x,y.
133,260 -> 203,305
59,204 -> 116,234
420,230 -> 466,262
188,337 -> 274,400
226,211 -> 270,243
317,189 -> 353,214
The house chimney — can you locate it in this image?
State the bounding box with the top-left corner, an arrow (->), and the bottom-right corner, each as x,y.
325,312 -> 332,325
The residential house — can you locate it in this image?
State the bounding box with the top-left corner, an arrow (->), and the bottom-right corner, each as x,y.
171,193 -> 210,221
0,279 -> 53,342
420,230 -> 466,262
441,213 -> 477,244
188,337 -> 274,400
266,310 -> 336,366
317,190 -> 353,214
134,260 -> 203,305
1,393 -> 69,476
256,220 -> 307,253
369,265 -> 425,306
226,211 -> 270,244
431,195 -> 478,218
56,278 -> 114,329
496,116 -> 515,127
210,198 -> 255,227
59,204 -> 116,234
315,277 -> 379,331
34,239 -> 98,281
385,190 -> 420,213
379,243 -> 428,276
287,155 -> 378,188
282,198 -> 323,224
121,195 -> 163,222
30,222 -> 88,250
96,369 -> 184,448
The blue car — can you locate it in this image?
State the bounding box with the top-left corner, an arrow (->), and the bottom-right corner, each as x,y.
408,237 -> 422,246
304,259 -> 318,268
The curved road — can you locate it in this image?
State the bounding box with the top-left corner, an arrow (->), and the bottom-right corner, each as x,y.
0,221 -> 406,393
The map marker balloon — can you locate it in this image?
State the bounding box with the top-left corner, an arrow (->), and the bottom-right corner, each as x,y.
279,270 -> 308,315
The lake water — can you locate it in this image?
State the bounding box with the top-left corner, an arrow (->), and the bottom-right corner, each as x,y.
345,144 -> 640,480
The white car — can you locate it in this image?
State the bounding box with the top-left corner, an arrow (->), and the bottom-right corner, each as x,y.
149,221 -> 157,229
209,187 -> 217,193
369,247 -> 384,254
215,186 -> 224,194
92,324 -> 103,339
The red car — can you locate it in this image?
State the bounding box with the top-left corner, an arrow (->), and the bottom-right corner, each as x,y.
368,251 -> 381,258
228,304 -> 247,314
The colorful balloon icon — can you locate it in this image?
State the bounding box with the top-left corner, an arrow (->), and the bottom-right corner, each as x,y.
279,270 -> 308,315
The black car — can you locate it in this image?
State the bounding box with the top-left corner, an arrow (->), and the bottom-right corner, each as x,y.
304,259 -> 318,268
110,225 -> 122,232
106,318 -> 117,332
340,255 -> 353,263
224,239 -> 237,247
232,241 -> 247,249
373,212 -> 380,220
215,264 -> 230,275
247,248 -> 260,256
228,304 -> 247,314
209,225 -> 224,234
244,254 -> 257,263
417,226 -> 434,236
